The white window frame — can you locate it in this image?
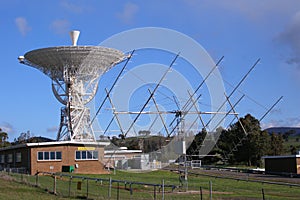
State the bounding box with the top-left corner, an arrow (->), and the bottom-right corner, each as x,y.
37,151 -> 62,161
75,150 -> 98,160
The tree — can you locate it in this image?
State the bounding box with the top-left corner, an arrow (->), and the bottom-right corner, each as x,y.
186,128 -> 207,159
217,114 -> 269,166
0,128 -> 10,147
253,130 -> 271,166
269,133 -> 284,156
14,130 -> 31,144
290,145 -> 298,155
193,114 -> 285,166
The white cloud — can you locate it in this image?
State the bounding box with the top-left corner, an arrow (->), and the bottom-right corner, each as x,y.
0,122 -> 15,134
116,2 -> 139,24
277,11 -> 300,68
60,0 -> 85,14
50,19 -> 71,35
221,1 -> 296,20
261,116 -> 300,129
184,1 -> 300,71
185,0 -> 300,21
46,126 -> 58,133
15,17 -> 31,36
270,108 -> 282,115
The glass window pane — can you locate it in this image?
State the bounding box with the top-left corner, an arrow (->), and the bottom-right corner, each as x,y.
75,151 -> 81,160
0,155 -> 4,163
8,154 -> 13,163
44,152 -> 49,160
87,151 -> 92,159
16,153 -> 21,162
93,151 -> 98,159
82,151 -> 86,159
38,152 -> 43,160
50,152 -> 55,160
56,152 -> 62,160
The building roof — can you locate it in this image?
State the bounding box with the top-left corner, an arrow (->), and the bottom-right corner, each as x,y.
0,141 -> 110,151
262,155 -> 300,159
105,149 -> 143,154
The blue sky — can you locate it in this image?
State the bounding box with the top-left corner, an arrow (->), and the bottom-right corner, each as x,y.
1,0 -> 300,141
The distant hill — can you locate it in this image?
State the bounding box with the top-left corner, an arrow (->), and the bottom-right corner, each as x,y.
26,136 -> 55,143
108,135 -> 171,153
11,136 -> 55,145
264,127 -> 300,136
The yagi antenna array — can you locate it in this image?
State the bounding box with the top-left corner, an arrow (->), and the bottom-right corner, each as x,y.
18,30 -> 282,163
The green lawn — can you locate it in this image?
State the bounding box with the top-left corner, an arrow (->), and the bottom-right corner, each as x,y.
2,170 -> 300,199
0,173 -> 68,200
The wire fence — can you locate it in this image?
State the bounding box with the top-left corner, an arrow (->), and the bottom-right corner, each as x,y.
2,168 -> 300,199
4,171 -> 178,200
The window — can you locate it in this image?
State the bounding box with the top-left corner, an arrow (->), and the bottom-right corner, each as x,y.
93,151 -> 98,159
75,150 -> 98,160
82,151 -> 86,159
37,151 -> 62,161
38,152 -> 43,160
16,152 -> 22,162
87,151 -> 92,159
50,152 -> 55,160
75,151 -> 81,160
0,155 -> 4,163
44,152 -> 49,160
7,154 -> 13,163
56,152 -> 62,160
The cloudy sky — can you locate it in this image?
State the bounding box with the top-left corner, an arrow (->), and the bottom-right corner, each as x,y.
0,0 -> 300,140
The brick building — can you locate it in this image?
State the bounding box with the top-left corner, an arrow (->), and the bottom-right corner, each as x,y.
0,141 -> 110,175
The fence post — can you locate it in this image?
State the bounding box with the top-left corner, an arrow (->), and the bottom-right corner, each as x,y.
108,177 -> 112,199
53,175 -> 57,195
162,179 -> 165,200
86,179 -> 89,199
35,174 -> 39,187
68,176 -> 72,197
209,180 -> 212,200
130,183 -> 133,196
262,188 -> 265,200
200,186 -> 202,200
117,182 -> 120,200
154,185 -> 156,200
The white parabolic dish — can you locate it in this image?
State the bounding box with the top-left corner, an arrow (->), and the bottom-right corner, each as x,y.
24,46 -> 124,81
21,42 -> 125,141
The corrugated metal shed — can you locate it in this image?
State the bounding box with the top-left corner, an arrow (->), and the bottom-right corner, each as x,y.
263,155 -> 300,175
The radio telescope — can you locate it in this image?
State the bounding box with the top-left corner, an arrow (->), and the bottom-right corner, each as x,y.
18,30 -> 125,142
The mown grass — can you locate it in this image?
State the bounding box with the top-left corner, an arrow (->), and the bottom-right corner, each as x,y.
0,173 -> 68,200
3,170 -> 300,199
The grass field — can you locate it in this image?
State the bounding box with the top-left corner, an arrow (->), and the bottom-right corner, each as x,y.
0,173 -> 67,200
2,169 -> 300,199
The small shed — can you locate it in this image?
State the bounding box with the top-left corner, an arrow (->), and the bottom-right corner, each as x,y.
263,155 -> 300,175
